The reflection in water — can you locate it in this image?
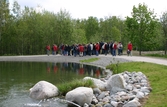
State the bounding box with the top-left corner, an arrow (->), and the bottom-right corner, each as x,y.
47,62 -> 104,78
0,61 -> 105,107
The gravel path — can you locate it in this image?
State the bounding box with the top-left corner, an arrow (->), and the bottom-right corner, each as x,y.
0,54 -> 167,68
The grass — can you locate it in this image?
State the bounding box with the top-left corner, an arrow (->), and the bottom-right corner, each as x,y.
79,58 -> 99,63
106,62 -> 167,107
145,53 -> 167,58
56,79 -> 95,96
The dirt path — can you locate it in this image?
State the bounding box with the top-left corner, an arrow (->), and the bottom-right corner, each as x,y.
0,54 -> 166,67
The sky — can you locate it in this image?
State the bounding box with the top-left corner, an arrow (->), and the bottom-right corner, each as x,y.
9,0 -> 167,19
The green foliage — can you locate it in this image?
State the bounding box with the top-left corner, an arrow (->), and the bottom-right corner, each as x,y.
71,19 -> 87,44
125,3 -> 160,54
160,11 -> 167,54
56,79 -> 94,96
0,1 -> 166,55
106,64 -> 120,74
99,16 -> 125,42
56,9 -> 73,44
85,16 -> 99,41
106,58 -> 120,74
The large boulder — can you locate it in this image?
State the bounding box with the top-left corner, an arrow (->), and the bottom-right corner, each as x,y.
83,77 -> 107,90
106,74 -> 127,92
65,87 -> 93,106
29,81 -> 59,100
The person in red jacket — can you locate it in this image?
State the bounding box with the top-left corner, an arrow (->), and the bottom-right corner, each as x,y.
112,41 -> 117,56
79,44 -> 84,57
53,44 -> 58,55
46,44 -> 50,56
127,41 -> 133,56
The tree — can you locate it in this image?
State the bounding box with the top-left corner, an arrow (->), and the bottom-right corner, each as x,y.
72,19 -> 87,44
0,0 -> 10,55
99,16 -> 124,42
55,9 -> 73,45
160,11 -> 167,55
125,3 -> 158,55
85,16 -> 99,41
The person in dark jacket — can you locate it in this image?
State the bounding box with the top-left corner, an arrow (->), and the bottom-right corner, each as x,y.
104,43 -> 109,56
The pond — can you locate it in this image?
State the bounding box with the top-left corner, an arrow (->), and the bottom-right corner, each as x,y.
0,61 -> 105,107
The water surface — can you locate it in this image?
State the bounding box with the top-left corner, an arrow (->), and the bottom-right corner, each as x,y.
0,61 -> 105,107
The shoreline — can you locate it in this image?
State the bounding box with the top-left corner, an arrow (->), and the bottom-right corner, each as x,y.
0,54 -> 132,69
0,54 -> 167,67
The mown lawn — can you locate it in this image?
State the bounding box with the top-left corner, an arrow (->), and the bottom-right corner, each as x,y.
106,62 -> 167,107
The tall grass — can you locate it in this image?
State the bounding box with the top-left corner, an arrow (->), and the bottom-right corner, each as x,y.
56,79 -> 95,96
106,62 -> 167,107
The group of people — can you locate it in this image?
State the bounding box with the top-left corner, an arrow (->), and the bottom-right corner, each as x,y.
46,41 -> 133,57
46,44 -> 58,56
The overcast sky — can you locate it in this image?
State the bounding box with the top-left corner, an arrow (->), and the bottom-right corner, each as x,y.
9,0 -> 167,19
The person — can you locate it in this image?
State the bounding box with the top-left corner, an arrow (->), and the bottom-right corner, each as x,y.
54,44 -> 58,55
112,41 -> 117,56
109,41 -> 113,55
127,41 -> 133,56
52,44 -> 57,55
67,45 -> 71,56
83,44 -> 87,56
79,44 -> 84,57
87,43 -> 91,56
99,41 -> 104,54
46,44 -> 50,56
90,43 -> 93,55
117,42 -> 123,55
59,43 -> 64,55
103,42 -> 109,56
64,44 -> 68,56
73,44 -> 78,57
95,42 -> 100,56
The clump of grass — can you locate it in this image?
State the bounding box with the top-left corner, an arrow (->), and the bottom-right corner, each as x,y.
80,58 -> 99,63
145,53 -> 167,58
106,63 -> 121,74
107,58 -> 120,74
106,62 -> 167,107
56,79 -> 95,96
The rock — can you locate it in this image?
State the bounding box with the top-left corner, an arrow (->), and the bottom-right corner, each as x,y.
125,84 -> 133,91
110,101 -> 118,107
117,102 -> 124,107
102,96 -> 111,103
29,81 -> 59,100
136,91 -> 145,99
104,103 -> 113,107
140,87 -> 150,93
65,87 -> 93,106
98,91 -> 107,100
93,88 -> 102,95
106,74 -> 127,91
123,98 -> 141,107
91,95 -> 98,104
83,77 -> 107,90
84,103 -> 89,107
